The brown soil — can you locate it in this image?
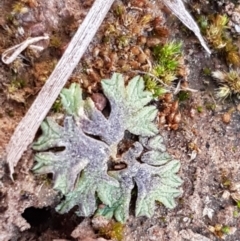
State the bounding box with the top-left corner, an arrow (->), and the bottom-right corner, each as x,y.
0,0 -> 240,241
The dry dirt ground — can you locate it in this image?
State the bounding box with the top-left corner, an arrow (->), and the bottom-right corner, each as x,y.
0,0 -> 240,240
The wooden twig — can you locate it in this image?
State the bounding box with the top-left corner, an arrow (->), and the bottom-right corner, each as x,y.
5,0 -> 115,178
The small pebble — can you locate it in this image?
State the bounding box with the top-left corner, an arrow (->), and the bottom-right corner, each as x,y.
222,112 -> 231,124
91,93 -> 107,111
222,190 -> 230,199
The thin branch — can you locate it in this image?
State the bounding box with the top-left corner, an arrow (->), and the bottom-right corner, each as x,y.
132,70 -> 198,94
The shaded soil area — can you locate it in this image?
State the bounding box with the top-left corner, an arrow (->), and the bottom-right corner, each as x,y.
1,0 -> 240,240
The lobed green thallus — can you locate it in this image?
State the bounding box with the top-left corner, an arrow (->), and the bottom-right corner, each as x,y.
32,73 -> 182,223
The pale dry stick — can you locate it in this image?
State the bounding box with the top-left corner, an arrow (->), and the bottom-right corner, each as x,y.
5,0 -> 115,178
162,0 -> 211,55
173,79 -> 198,94
1,35 -> 49,64
132,70 -> 198,93
131,70 -> 173,89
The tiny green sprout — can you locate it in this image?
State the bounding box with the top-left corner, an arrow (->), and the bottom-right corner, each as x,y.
196,106 -> 203,113
222,179 -> 231,187
232,146 -> 237,152
159,216 -> 167,223
145,77 -> 168,97
11,2 -> 28,15
117,35 -> 130,48
233,209 -> 239,218
145,77 -> 157,90
114,4 -> 125,17
202,67 -> 211,76
10,78 -> 26,89
177,91 -> 190,102
189,213 -> 194,219
153,41 -> 182,60
221,225 -> 230,235
52,98 -> 63,113
50,34 -> 62,48
205,102 -> 216,111
198,15 -> 208,33
215,14 -> 228,27
154,86 -> 168,97
237,200 -> 240,209
140,14 -> 152,25
102,35 -> 111,44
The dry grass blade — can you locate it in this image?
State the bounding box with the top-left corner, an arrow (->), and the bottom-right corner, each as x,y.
162,0 -> 211,55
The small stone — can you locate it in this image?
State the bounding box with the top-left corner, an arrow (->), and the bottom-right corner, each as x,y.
234,24 -> 240,33
91,93 -> 107,111
237,104 -> 240,112
222,112 -> 231,124
182,217 -> 189,222
229,227 -> 237,235
222,190 -> 230,199
137,53 -> 147,64
130,46 -> 140,55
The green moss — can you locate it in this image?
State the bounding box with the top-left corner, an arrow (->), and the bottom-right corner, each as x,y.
237,200 -> 240,209
202,67 -> 212,76
153,41 -> 182,61
144,76 -> 168,97
221,225 -> 230,235
198,15 -> 208,32
233,209 -> 239,218
51,98 -> 63,113
117,35 -> 130,48
10,78 -> 26,89
222,179 -> 231,187
152,41 -> 182,85
177,91 -> 190,102
196,106 -> 203,113
200,14 -> 240,66
205,14 -> 229,49
144,41 -> 183,96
